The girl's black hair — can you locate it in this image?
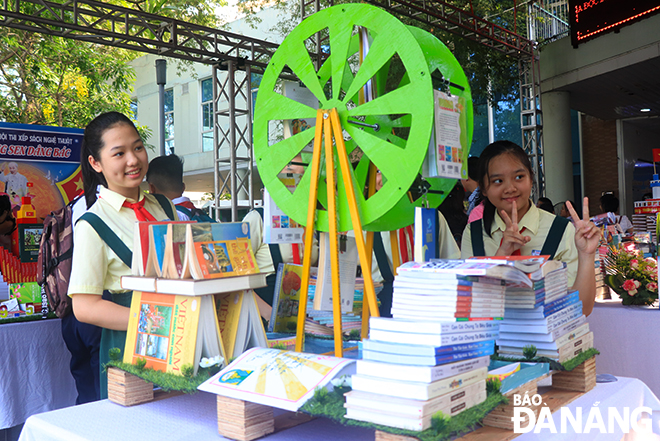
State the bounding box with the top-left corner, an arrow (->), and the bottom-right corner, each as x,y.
81,112 -> 139,209
478,140 -> 534,237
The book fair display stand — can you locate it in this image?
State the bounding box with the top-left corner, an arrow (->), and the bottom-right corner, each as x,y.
102,3 -> 599,440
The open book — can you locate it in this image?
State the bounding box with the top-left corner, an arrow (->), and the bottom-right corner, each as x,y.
198,347 -> 356,412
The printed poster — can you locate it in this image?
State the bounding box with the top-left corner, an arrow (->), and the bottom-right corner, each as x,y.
0,122 -> 83,219
264,175 -> 304,244
430,90 -> 466,180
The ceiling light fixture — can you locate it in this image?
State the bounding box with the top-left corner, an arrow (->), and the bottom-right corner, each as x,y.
641,108 -> 651,112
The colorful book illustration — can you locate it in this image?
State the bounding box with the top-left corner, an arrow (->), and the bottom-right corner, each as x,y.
198,347 -> 356,412
123,291 -> 226,376
268,263 -> 303,333
184,222 -> 259,280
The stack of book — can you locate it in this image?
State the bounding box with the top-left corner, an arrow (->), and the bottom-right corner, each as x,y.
390,261 -> 508,320
346,318 -> 497,431
344,260 -> 529,431
496,262 -> 593,362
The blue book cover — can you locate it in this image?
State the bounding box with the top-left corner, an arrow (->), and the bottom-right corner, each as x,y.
150,224 -> 169,273
414,207 -> 438,261
544,291 -> 580,317
362,344 -> 495,366
362,338 -> 495,357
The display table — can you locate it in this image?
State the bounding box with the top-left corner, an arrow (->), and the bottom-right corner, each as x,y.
1,318 -> 77,429
18,377 -> 660,441
588,300 -> 660,397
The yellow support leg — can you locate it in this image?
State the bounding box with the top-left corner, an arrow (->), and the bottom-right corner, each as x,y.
295,110 -> 325,353
323,112 -> 344,357
329,108 -> 380,319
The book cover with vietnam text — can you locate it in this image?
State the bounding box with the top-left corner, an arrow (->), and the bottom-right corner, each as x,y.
124,291 -> 202,375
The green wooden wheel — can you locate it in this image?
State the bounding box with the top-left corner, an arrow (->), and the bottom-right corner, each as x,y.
361,26 -> 474,231
253,3 -> 433,232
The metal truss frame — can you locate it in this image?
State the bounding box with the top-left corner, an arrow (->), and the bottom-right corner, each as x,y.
350,0 -> 545,197
1,0 -> 546,219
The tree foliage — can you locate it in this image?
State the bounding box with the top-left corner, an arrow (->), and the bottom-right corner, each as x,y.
237,0 -> 529,107
0,0 -> 228,130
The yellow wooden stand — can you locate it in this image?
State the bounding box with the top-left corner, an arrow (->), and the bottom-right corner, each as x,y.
295,108 -> 381,356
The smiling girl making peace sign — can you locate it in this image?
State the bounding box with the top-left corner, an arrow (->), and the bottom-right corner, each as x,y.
461,141 -> 600,316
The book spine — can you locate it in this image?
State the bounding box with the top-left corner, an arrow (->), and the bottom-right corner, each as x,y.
369,317 -> 500,334
543,292 -> 579,317
267,263 -> 286,332
552,316 -> 588,341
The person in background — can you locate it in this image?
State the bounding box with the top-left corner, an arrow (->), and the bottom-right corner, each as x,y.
461,156 -> 481,217
68,112 -> 177,399
438,182 -> 468,247
461,140 -> 600,316
0,193 -> 15,250
146,154 -> 192,221
560,200 -> 582,222
536,197 -> 555,214
371,168 -> 460,317
600,193 -> 633,234
242,155 -> 319,320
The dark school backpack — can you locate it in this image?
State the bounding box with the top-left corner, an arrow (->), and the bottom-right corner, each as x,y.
37,197 -> 78,318
37,193 -> 174,318
175,205 -> 216,223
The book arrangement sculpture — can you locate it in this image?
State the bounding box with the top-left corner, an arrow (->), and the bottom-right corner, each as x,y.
109,220 -> 268,406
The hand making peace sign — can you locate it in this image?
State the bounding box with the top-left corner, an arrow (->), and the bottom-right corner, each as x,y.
567,198 -> 600,256
495,200 -> 532,256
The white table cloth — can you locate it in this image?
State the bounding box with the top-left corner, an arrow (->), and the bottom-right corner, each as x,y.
1,319 -> 76,429
588,300 -> 660,397
18,376 -> 660,441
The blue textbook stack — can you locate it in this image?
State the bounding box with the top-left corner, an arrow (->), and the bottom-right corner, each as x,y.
496,262 -> 593,362
344,260 -> 522,431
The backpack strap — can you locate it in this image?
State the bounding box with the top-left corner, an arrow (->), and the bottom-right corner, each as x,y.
175,205 -> 193,219
540,216 -> 569,260
78,213 -> 132,268
152,193 -> 175,220
470,219 -> 486,257
373,232 -> 394,283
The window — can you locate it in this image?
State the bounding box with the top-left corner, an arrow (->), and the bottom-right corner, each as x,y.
164,88 -> 174,155
129,99 -> 138,120
201,78 -> 213,152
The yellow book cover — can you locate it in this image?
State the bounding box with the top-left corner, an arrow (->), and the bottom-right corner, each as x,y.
215,291 -> 244,359
124,291 -> 201,375
269,263 -> 303,333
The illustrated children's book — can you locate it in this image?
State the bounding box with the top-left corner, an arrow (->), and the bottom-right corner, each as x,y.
198,347 -> 356,412
123,291 -> 227,376
183,222 -> 259,280
268,263 -> 304,333
215,289 -> 268,360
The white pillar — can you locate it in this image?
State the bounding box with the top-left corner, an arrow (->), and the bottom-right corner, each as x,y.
542,91 -> 574,205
